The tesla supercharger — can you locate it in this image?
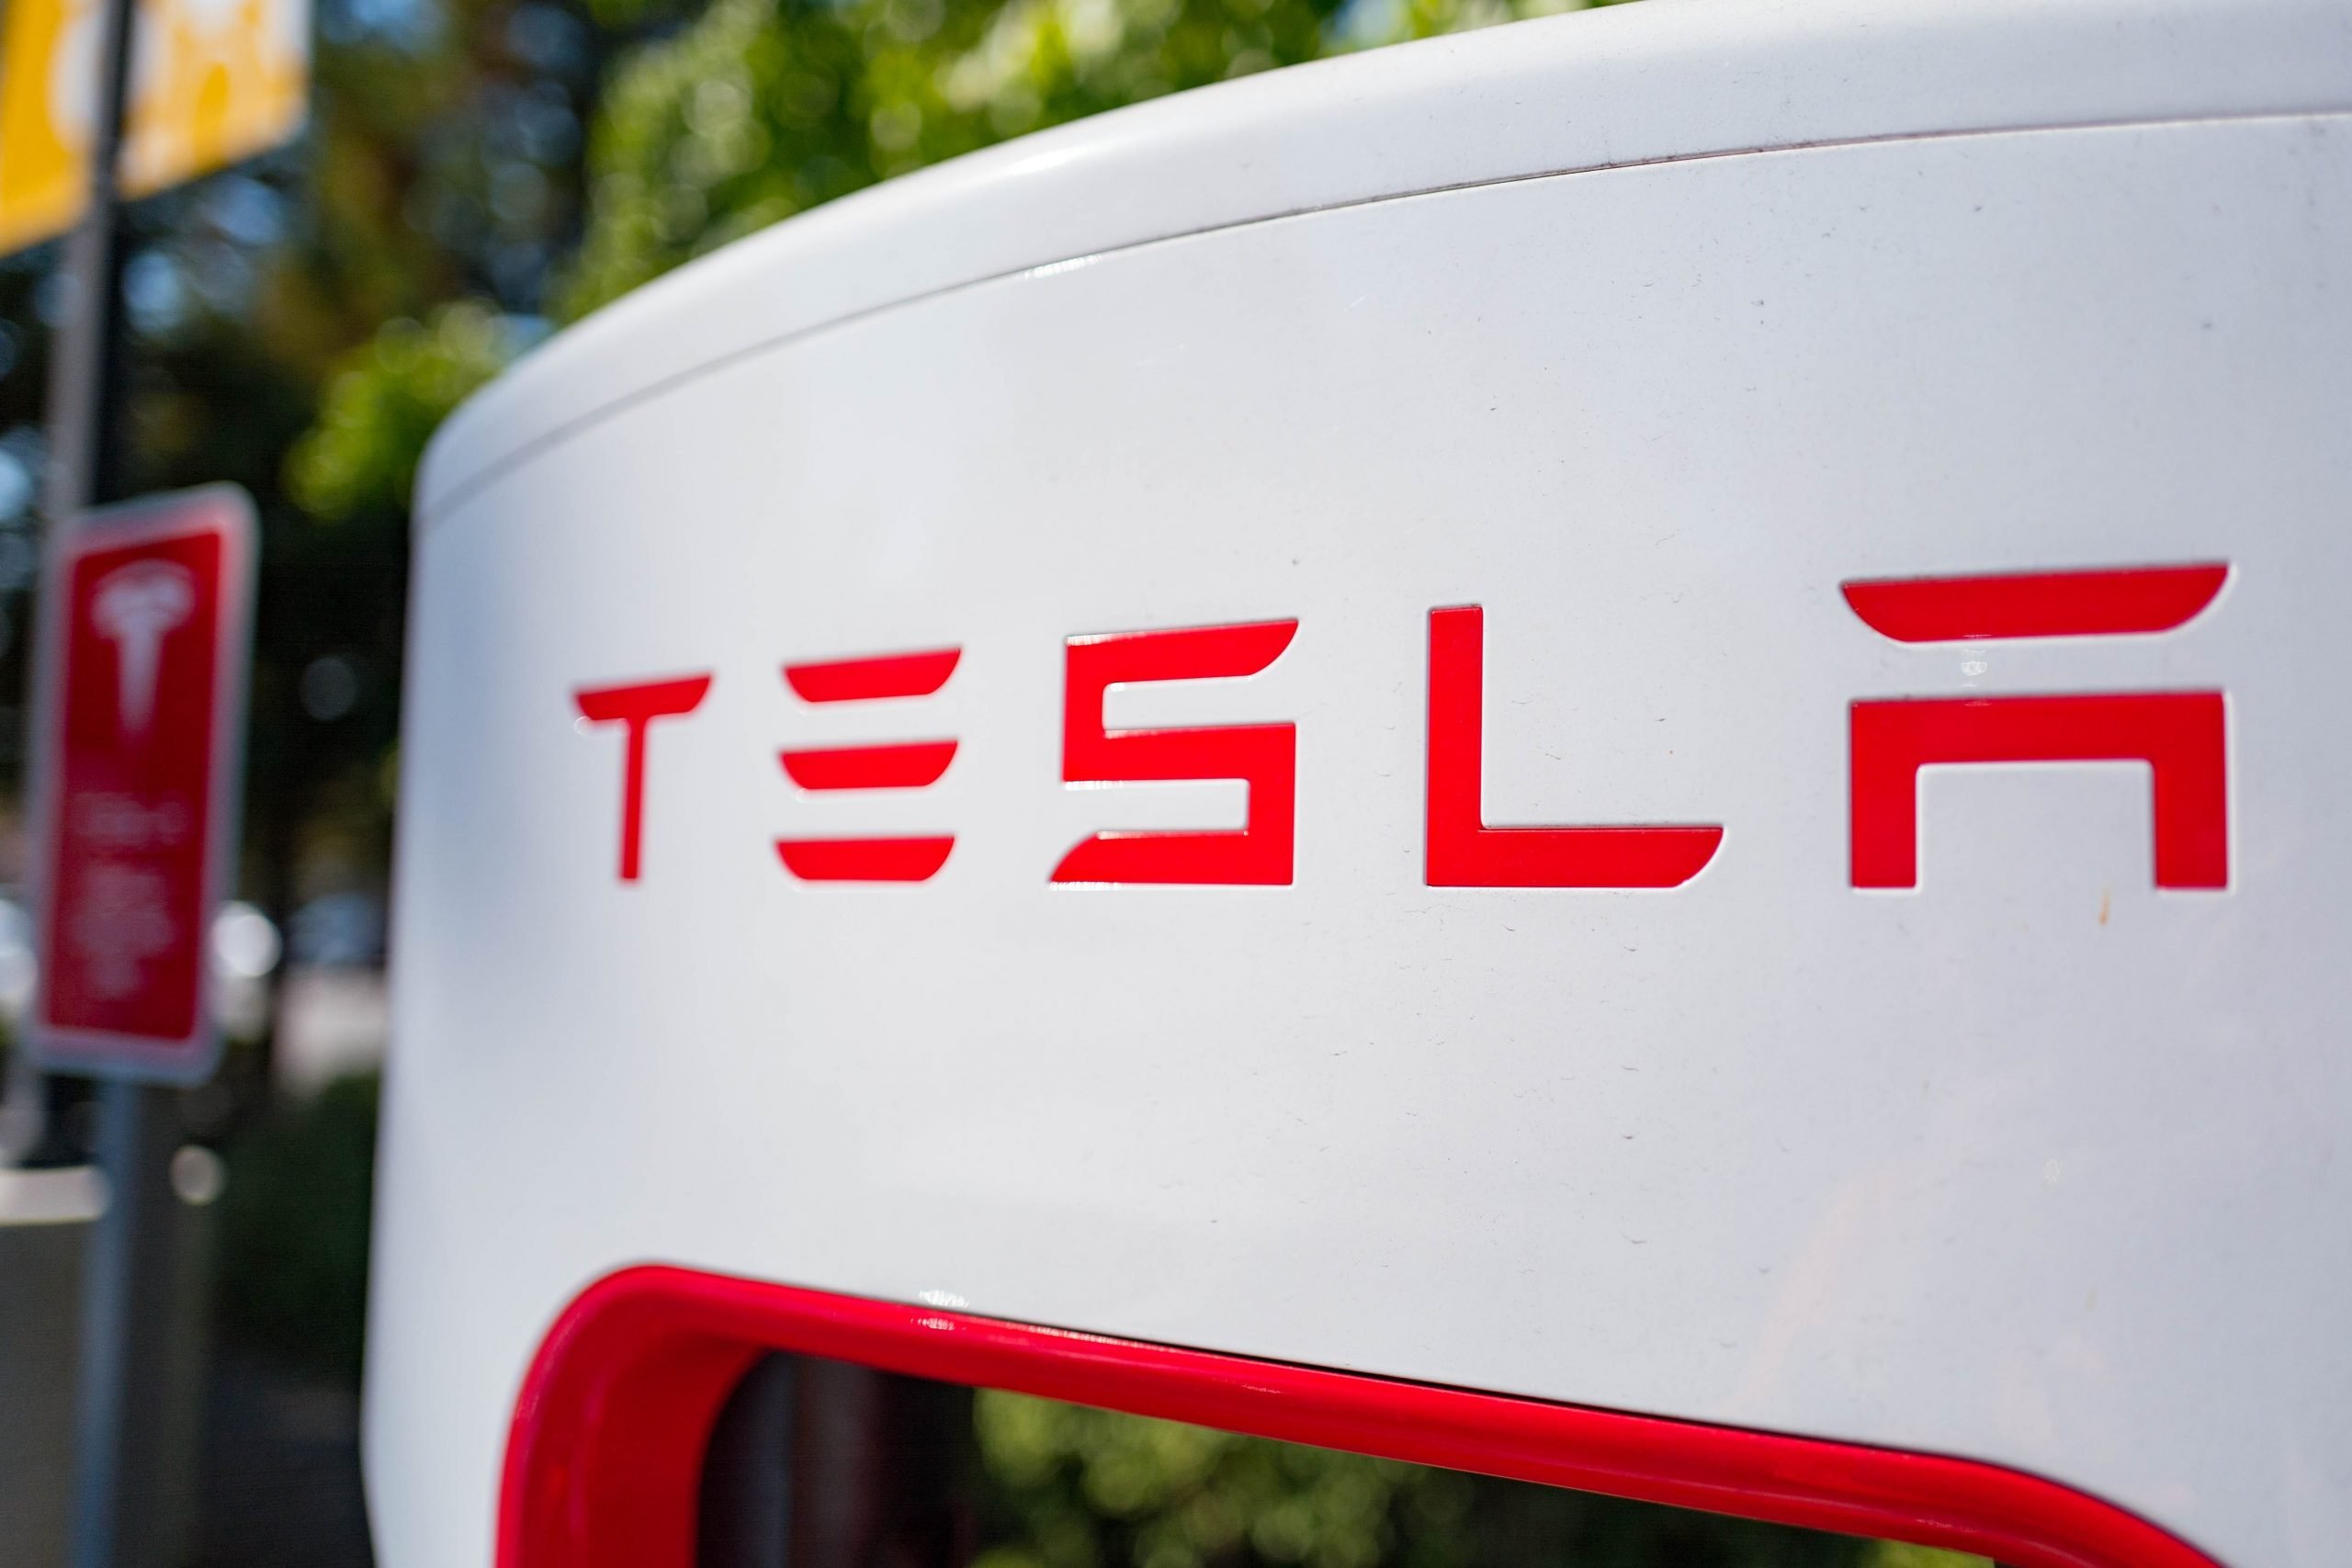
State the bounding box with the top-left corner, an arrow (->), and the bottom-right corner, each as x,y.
368,0 -> 2352,1563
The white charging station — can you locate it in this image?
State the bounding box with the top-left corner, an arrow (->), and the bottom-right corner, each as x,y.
371,1 -> 2352,1562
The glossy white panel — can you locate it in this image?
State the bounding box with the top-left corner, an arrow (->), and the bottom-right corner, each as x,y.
372,103 -> 2352,1568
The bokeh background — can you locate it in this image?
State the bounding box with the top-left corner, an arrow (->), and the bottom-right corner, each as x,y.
0,0 -> 1988,1561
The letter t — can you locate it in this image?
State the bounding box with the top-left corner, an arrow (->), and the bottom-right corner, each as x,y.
574,674 -> 713,882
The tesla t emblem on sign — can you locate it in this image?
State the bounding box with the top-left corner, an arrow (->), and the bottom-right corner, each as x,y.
28,486 -> 256,1083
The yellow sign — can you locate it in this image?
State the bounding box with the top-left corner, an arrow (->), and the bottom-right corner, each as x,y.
0,0 -> 309,254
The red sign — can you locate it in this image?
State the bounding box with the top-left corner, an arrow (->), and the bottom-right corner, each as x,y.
28,486 -> 255,1082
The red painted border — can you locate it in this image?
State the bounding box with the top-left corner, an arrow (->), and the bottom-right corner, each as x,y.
498,1266 -> 2222,1568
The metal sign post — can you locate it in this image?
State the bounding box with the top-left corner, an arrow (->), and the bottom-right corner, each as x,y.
22,0 -> 251,1559
28,492 -> 260,1568
1,0 -> 293,1539
40,0 -> 148,1544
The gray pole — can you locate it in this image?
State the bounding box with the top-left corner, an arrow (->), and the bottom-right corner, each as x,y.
67,1083 -> 185,1568
4,0 -> 142,1176
42,0 -> 136,525
43,0 -> 190,1563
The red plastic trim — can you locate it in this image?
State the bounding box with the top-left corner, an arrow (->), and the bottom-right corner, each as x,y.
779,740 -> 958,791
1841,564 -> 2227,642
499,1266 -> 2223,1568
785,649 -> 961,702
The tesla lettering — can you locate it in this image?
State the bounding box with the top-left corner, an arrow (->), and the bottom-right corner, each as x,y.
574,562 -> 2232,893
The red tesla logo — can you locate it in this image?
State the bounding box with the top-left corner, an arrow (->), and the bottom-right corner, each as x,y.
572,561 -> 2232,893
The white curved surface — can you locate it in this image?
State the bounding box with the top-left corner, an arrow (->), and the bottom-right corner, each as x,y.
374,3 -> 2352,1565
415,0 -> 2352,523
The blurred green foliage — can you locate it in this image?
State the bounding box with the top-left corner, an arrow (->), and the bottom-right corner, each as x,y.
1861,1550 -> 1990,1568
0,0 -> 629,1043
287,0 -> 1633,525
968,1391 -> 1993,1568
212,1073 -> 380,1382
287,300 -> 530,518
557,0 -> 1617,317
976,1391 -> 1475,1568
